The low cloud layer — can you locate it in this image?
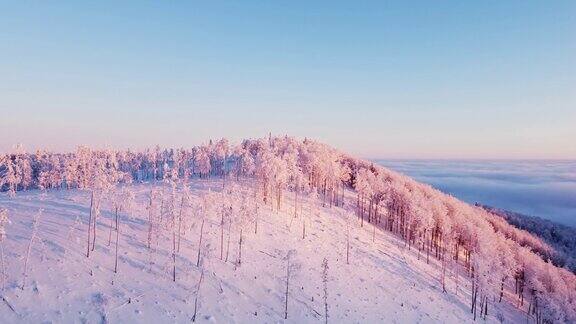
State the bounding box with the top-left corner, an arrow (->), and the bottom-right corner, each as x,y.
376,160 -> 576,227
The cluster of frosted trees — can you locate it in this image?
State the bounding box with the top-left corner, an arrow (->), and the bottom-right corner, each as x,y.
0,139 -> 231,194
480,205 -> 576,273
348,160 -> 575,323
1,136 -> 575,323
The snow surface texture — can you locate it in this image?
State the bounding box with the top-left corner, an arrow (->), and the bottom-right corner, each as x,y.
0,180 -> 523,323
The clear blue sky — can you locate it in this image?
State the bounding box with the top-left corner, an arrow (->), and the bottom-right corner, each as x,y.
1,1 -> 574,158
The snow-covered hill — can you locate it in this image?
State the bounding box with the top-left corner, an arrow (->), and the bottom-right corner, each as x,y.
0,180 -> 522,323
1,136 -> 574,323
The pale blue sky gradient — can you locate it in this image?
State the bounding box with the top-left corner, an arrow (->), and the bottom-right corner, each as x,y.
1,1 -> 575,158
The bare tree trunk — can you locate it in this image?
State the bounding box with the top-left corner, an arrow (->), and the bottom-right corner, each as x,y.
294,189 -> 297,219
222,157 -> 226,189
426,229 -> 430,264
346,230 -> 350,265
114,210 -> 120,273
322,258 -> 329,324
471,280 -> 475,313
225,221 -> 231,262
220,210 -> 224,260
277,186 -> 282,211
92,194 -> 100,252
0,242 -> 5,291
196,219 -> 205,267
360,200 -> 364,228
340,183 -> 344,207
108,207 -> 117,246
442,256 -> 447,293
455,263 -> 459,296
322,179 -> 326,207
22,235 -> 35,290
238,228 -> 243,266
284,252 -> 291,320
192,269 -> 205,322
177,196 -> 184,253
87,191 -> 94,257
172,225 -> 176,281
499,278 -> 505,303
147,193 -> 154,250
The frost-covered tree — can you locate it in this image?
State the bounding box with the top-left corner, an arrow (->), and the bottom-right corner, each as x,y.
14,144 -> 33,191
110,186 -> 135,274
212,138 -> 229,180
233,145 -> 255,180
74,147 -> 124,258
194,146 -> 211,178
176,184 -> 192,253
232,186 -> 253,266
0,154 -> 18,196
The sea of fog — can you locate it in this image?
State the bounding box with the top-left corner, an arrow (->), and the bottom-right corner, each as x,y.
376,160 -> 576,227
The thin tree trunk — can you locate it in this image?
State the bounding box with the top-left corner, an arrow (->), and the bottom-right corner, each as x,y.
346,231 -> 350,265
114,210 -> 120,273
284,252 -> 291,320
294,189 -> 297,219
455,263 -> 459,296
220,211 -> 224,260
238,228 -> 243,266
499,277 -> 505,303
22,234 -> 35,290
0,242 -> 4,291
172,226 -> 176,281
442,257 -> 447,293
322,258 -> 329,324
192,269 -> 205,322
177,196 -> 184,253
196,219 -> 205,267
147,193 -> 154,250
87,191 -> 94,258
92,194 -> 100,252
108,207 -> 117,246
225,221 -> 231,262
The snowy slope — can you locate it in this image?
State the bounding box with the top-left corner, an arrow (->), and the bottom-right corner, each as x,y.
0,180 -> 523,323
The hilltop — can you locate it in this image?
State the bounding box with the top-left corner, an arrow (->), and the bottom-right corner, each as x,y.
0,136 -> 574,323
